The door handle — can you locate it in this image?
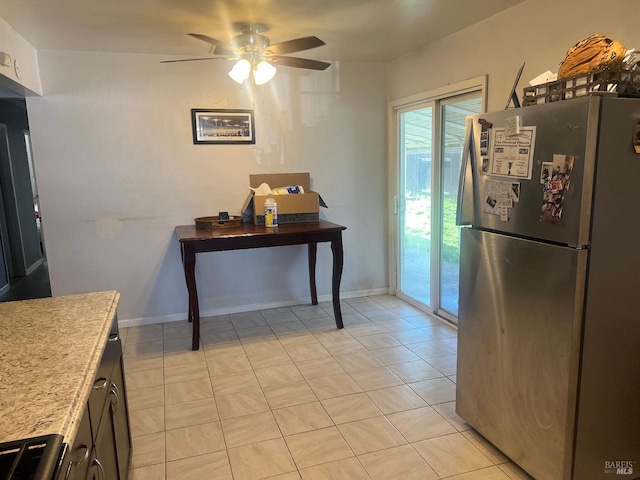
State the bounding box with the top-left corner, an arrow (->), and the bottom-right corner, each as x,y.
456,117 -> 474,227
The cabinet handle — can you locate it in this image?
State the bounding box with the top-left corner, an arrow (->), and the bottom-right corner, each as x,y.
71,444 -> 89,463
110,382 -> 120,412
93,378 -> 108,390
108,333 -> 119,342
93,457 -> 105,480
62,445 -> 89,480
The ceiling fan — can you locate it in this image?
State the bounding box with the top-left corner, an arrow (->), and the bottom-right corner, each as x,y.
162,23 -> 331,85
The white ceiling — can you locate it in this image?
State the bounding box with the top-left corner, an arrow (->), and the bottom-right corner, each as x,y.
0,0 -> 524,63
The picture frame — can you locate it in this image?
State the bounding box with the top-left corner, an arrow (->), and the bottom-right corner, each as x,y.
191,109 -> 255,144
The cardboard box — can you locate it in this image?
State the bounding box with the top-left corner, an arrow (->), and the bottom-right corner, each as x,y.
242,173 -> 326,225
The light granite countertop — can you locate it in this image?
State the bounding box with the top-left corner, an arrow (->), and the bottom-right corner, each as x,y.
0,291 -> 120,444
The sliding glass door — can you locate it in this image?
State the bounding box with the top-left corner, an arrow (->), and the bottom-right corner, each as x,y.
398,105 -> 434,306
438,95 -> 482,318
395,89 -> 482,323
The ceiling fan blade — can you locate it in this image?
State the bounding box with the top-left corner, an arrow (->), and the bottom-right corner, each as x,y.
160,57 -> 232,64
270,56 -> 331,71
188,33 -> 237,56
266,36 -> 325,55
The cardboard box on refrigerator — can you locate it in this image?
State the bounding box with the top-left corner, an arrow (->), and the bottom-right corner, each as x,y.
241,173 -> 327,225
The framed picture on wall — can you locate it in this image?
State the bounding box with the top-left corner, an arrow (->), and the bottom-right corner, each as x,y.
191,109 -> 255,144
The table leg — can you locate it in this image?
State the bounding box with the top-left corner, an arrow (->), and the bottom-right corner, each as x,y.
308,242 -> 318,305
182,246 -> 200,350
180,243 -> 192,324
331,233 -> 344,328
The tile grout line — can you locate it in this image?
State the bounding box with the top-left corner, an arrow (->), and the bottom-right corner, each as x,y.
124,296 -> 483,479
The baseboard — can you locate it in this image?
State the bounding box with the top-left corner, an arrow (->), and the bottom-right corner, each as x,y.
118,312 -> 187,328
118,287 -> 390,328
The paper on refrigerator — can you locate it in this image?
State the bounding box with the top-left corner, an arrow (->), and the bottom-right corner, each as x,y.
489,127 -> 536,180
482,179 -> 520,220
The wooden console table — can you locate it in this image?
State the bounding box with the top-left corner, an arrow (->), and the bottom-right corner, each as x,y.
176,220 -> 347,350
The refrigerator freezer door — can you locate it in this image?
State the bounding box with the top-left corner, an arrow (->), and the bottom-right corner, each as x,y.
572,97 -> 640,478
460,97 -> 599,247
456,228 -> 587,480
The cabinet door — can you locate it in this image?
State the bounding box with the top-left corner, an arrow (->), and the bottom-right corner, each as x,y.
93,399 -> 119,480
110,356 -> 132,479
88,332 -> 119,435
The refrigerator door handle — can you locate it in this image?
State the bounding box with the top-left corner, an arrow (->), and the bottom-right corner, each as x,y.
456,117 -> 474,226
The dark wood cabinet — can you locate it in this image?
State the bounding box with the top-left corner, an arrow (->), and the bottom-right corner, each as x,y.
80,318 -> 131,480
88,334 -> 119,436
109,356 -> 132,480
90,400 -> 119,480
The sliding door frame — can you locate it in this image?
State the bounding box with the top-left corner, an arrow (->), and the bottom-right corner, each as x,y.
388,76 -> 487,321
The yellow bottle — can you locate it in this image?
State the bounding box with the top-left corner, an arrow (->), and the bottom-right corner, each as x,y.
264,198 -> 278,227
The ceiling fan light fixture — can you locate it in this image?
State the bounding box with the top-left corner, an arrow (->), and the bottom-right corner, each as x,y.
253,61 -> 277,85
174,25 -> 330,83
228,59 -> 251,84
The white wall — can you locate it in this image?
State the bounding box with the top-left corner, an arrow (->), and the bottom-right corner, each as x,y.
26,51 -> 388,323
389,0 -> 640,110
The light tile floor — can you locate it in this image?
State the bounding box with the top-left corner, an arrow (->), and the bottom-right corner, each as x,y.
122,295 -> 533,480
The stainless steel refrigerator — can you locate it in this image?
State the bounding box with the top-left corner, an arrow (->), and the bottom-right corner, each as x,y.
456,95 -> 640,480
